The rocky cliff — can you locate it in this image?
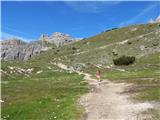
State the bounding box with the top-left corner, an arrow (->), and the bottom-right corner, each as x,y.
1,39 -> 51,61
1,32 -> 80,61
39,32 -> 76,47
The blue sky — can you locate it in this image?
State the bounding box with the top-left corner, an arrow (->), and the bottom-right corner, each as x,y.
1,1 -> 160,41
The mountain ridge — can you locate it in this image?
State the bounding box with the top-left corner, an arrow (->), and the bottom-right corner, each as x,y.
0,32 -> 81,61
1,23 -> 160,62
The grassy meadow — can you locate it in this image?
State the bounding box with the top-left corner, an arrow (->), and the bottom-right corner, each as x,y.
1,70 -> 89,120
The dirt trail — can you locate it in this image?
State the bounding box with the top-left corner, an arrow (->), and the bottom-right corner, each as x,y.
80,73 -> 153,120
54,63 -> 153,120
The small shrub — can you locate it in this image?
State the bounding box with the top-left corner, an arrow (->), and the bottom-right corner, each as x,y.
72,47 -> 77,50
113,55 -> 135,65
127,41 -> 132,44
152,43 -> 159,46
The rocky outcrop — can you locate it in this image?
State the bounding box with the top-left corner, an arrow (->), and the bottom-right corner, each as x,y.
39,32 -> 76,47
73,63 -> 85,71
0,32 -> 78,61
50,32 -> 74,47
39,34 -> 49,43
1,32 -> 81,61
1,40 -> 51,61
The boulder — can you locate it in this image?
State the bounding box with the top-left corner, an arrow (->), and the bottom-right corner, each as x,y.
73,63 -> 85,71
112,49 -> 118,56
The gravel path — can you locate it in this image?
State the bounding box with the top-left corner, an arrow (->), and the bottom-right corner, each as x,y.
80,73 -> 153,120
54,63 -> 153,120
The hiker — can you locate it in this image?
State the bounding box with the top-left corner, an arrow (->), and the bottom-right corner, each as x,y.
96,70 -> 101,82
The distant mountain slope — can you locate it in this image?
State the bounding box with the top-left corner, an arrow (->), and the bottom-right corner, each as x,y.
1,23 -> 160,70
49,23 -> 160,71
1,39 -> 52,61
1,32 -> 80,61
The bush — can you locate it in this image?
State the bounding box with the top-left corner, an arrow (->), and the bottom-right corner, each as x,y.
113,55 -> 135,65
72,47 -> 77,50
127,41 -> 132,44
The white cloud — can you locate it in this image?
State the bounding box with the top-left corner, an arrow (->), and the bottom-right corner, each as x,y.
0,32 -> 32,42
3,26 -> 36,38
148,18 -> 155,23
149,15 -> 160,23
64,1 -> 121,13
119,4 -> 157,27
1,26 -> 37,42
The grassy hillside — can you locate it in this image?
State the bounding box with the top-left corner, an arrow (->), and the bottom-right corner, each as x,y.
1,23 -> 160,119
41,23 -> 160,76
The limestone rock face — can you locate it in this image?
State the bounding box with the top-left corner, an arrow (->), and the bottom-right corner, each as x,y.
49,32 -> 74,47
39,32 -> 75,47
1,32 -> 81,61
39,34 -> 49,43
1,40 -> 51,61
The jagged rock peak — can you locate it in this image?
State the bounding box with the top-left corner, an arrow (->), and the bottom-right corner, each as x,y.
39,32 -> 75,47
50,32 -> 74,47
51,32 -> 71,37
39,34 -> 49,42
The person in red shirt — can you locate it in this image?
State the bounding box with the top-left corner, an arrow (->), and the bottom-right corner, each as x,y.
96,70 -> 101,82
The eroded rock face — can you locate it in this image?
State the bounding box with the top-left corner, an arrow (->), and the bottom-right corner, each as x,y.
50,32 -> 74,47
39,32 -> 76,47
1,32 -> 81,61
39,34 -> 49,43
1,40 -> 51,61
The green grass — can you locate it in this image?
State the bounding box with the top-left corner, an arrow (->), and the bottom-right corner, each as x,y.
1,71 -> 89,120
140,108 -> 160,120
100,68 -> 160,106
54,23 -> 160,71
136,87 -> 160,101
101,68 -> 160,81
